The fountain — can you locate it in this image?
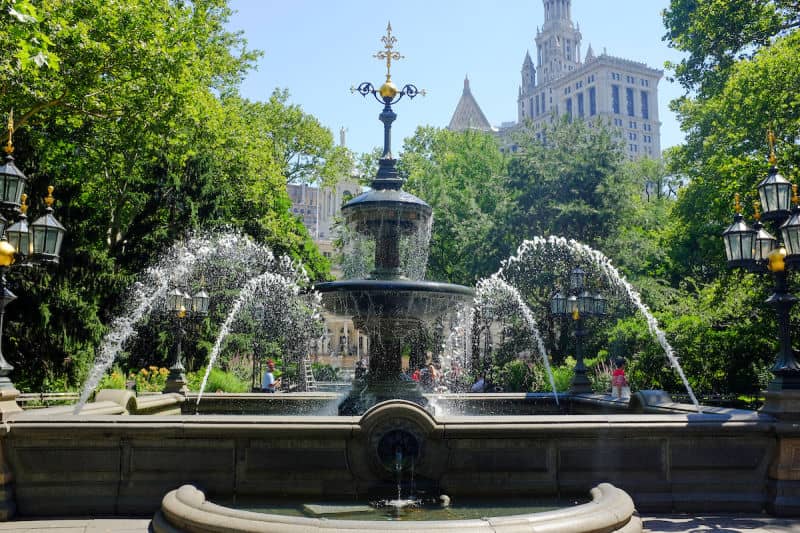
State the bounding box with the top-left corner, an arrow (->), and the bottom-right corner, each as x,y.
314,64 -> 473,415
0,24 -> 796,531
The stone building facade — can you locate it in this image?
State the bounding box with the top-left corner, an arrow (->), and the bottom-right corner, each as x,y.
449,0 -> 663,159
517,0 -> 663,159
286,132 -> 369,365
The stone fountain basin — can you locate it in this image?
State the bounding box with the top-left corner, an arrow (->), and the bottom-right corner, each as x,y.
152,482 -> 641,532
314,279 -> 474,322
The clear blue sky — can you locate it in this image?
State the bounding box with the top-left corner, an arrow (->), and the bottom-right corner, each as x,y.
227,0 -> 687,157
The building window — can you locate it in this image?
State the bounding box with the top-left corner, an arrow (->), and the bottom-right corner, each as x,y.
612,85 -> 620,114
641,91 -> 649,119
589,87 -> 596,116
643,123 -> 652,131
629,132 -> 637,141
629,121 -> 637,129
626,75 -> 635,84
565,97 -> 572,121
611,72 -> 620,80
534,96 -> 539,116
626,87 -> 634,116
629,144 -> 638,153
577,93 -> 584,117
613,118 -> 623,126
643,135 -> 652,143
587,74 -> 595,84
641,79 -> 649,87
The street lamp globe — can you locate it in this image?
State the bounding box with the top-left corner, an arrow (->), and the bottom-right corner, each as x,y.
30,187 -> 66,264
550,291 -> 567,315
757,166 -> 792,221
167,288 -> 184,312
0,153 -> 27,213
569,267 -> 586,291
779,206 -> 800,261
722,202 -> 756,268
577,290 -> 593,315
6,194 -> 30,260
593,293 -> 607,316
192,289 -> 209,315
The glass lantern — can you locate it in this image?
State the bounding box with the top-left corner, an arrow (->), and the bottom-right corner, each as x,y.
722,213 -> 756,268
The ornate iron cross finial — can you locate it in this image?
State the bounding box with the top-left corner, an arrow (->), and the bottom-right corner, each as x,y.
374,22 -> 403,82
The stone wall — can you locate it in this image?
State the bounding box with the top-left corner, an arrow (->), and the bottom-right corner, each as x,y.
0,400 -> 779,518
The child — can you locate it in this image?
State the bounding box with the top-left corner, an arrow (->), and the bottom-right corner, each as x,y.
612,357 -> 628,399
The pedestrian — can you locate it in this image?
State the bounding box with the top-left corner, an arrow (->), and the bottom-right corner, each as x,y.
612,357 -> 628,399
261,360 -> 281,393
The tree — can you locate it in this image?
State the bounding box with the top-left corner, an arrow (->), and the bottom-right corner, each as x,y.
663,0 -> 800,96
507,117 -> 625,248
0,0 -> 336,391
262,89 -> 353,187
399,127 -> 513,285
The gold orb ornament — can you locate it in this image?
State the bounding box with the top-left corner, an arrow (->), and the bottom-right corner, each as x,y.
379,81 -> 398,99
0,240 -> 16,267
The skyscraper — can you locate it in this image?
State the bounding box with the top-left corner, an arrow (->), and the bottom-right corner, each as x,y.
517,0 -> 663,158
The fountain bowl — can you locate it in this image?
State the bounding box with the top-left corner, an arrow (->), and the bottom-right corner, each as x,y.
153,482 -> 641,532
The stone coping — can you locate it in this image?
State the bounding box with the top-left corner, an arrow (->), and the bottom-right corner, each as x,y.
152,483 -> 641,532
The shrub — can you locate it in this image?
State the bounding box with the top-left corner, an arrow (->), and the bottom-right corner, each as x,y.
97,367 -> 126,390
187,368 -> 249,393
551,357 -> 575,392
311,363 -> 341,382
130,366 -> 169,392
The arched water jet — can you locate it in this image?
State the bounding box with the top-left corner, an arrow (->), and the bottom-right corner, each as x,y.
75,231 -> 301,413
474,276 -> 559,403
195,267 -> 323,404
497,235 -> 702,412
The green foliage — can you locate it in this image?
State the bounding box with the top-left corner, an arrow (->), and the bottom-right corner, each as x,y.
507,117 -> 625,249
663,0 -> 799,95
311,362 -> 341,382
187,368 -> 249,393
97,367 -> 126,390
498,359 -> 534,392
551,357 -> 575,393
401,127 -> 513,285
130,366 -> 169,393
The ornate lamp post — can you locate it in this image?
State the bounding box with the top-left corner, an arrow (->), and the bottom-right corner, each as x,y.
0,112 -> 66,416
722,132 -> 800,397
163,284 -> 209,394
550,267 -> 607,394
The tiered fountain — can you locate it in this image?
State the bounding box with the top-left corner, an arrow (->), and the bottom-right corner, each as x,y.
0,25 -> 794,532
314,29 -> 473,415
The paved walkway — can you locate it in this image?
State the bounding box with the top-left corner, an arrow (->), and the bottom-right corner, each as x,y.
0,515 -> 798,532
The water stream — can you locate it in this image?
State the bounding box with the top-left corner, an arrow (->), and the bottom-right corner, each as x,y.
475,276 -> 559,403
498,236 -> 702,412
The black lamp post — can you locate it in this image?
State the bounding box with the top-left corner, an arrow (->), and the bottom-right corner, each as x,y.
163,285 -> 209,394
550,267 -> 607,394
722,134 -> 800,393
0,113 -> 66,414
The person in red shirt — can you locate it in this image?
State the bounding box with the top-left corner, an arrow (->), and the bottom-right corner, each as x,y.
611,357 -> 627,398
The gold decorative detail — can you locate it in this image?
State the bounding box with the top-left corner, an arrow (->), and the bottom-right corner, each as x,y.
768,129 -> 777,166
44,185 -> 54,208
379,80 -> 398,99
734,193 -> 742,215
768,246 -> 787,273
0,240 -> 15,267
19,193 -> 27,216
4,110 -> 13,155
374,22 -> 403,83
753,200 -> 761,221
793,184 -> 799,206
572,307 -> 580,321
178,305 -> 187,319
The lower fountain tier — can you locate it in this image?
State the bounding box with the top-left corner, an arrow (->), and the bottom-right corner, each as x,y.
314,279 -> 474,323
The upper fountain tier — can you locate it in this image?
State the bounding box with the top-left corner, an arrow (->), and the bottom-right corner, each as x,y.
342,156 -> 432,280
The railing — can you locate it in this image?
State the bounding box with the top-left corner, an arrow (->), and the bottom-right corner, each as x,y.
17,392 -> 80,408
